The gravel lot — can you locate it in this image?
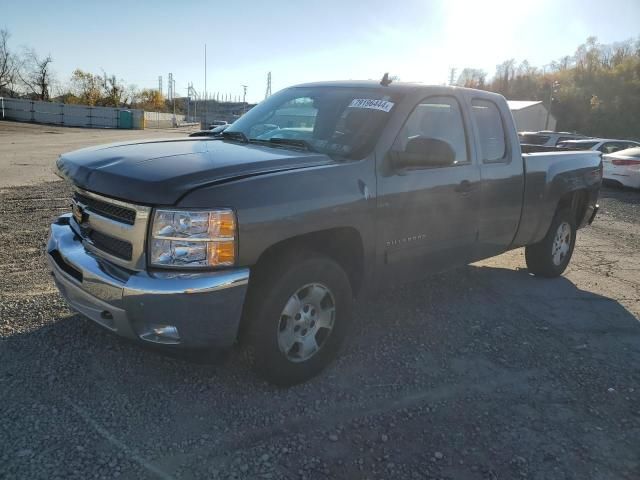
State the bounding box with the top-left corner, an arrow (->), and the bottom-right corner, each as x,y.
0,120 -> 194,188
0,124 -> 639,479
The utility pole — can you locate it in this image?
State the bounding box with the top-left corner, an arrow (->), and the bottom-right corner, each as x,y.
265,72 -> 272,99
448,68 -> 457,86
172,78 -> 176,117
545,80 -> 560,130
204,44 -> 207,127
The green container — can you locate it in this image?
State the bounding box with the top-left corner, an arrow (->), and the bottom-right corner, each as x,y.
119,110 -> 133,129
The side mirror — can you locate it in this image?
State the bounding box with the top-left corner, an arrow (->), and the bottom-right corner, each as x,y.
391,137 -> 456,169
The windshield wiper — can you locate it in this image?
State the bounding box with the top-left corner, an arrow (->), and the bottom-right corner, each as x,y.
221,130 -> 249,143
267,138 -> 315,152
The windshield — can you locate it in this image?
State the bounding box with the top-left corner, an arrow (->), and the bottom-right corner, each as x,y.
225,86 -> 401,159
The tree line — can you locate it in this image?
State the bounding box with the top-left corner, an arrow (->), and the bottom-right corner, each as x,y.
456,36 -> 640,139
0,28 -> 166,111
2,28 -> 639,137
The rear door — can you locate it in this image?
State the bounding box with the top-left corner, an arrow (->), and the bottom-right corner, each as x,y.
377,94 -> 481,281
472,98 -> 525,259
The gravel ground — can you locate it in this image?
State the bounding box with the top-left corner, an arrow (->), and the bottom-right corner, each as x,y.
0,181 -> 639,480
0,120 -> 195,188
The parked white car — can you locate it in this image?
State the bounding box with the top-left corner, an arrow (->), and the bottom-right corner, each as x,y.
602,147 -> 640,189
558,138 -> 640,154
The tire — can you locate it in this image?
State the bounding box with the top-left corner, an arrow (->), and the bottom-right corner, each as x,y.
525,208 -> 576,278
242,251 -> 353,386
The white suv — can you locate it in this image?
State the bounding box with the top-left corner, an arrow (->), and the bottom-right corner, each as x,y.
519,131 -> 588,147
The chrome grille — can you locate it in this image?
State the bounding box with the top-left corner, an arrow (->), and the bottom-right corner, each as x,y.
88,230 -> 133,261
70,188 -> 151,271
74,192 -> 136,225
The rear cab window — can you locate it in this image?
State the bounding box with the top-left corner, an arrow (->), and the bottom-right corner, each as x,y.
471,99 -> 507,163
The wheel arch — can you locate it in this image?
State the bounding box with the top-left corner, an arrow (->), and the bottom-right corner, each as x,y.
247,227 -> 366,298
556,188 -> 588,228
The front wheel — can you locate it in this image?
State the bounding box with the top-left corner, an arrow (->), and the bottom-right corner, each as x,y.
525,208 -> 576,278
243,253 -> 353,386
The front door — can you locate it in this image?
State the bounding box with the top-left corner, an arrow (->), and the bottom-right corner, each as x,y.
377,95 -> 481,283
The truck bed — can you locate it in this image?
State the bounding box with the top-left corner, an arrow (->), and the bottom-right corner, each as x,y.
513,150 -> 602,247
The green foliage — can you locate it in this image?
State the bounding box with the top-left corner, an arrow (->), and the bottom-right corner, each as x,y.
66,69 -> 129,107
469,37 -> 640,139
69,69 -> 101,105
132,89 -> 166,112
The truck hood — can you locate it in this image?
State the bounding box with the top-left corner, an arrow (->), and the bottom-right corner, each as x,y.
56,138 -> 334,205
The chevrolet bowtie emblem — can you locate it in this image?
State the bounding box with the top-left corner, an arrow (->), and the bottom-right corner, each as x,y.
72,201 -> 88,224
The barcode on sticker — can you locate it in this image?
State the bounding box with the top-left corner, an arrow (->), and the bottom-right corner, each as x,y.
348,99 -> 395,112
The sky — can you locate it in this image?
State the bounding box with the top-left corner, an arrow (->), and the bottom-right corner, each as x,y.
4,0 -> 640,103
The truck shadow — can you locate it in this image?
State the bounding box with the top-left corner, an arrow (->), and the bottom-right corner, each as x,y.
2,263 -> 639,479
353,263 -> 639,369
4,263 -> 637,389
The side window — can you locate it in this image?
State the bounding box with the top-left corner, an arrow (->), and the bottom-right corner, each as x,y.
394,96 -> 469,166
612,142 -> 630,152
471,99 -> 507,163
600,142 -> 623,154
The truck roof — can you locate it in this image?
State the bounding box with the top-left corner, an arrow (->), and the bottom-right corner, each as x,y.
291,80 -> 505,100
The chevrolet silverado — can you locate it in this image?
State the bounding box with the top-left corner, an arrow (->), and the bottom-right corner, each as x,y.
49,80 -> 602,385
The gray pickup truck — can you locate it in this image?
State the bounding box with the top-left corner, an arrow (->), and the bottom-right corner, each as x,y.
49,81 -> 601,385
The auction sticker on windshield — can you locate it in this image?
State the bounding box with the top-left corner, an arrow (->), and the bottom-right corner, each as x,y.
348,99 -> 395,112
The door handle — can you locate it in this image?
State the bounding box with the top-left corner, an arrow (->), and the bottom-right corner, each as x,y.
455,180 -> 473,194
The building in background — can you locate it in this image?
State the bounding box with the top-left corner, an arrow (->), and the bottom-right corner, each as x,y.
507,100 -> 556,132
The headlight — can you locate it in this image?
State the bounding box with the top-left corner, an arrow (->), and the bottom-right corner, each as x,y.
149,209 -> 236,268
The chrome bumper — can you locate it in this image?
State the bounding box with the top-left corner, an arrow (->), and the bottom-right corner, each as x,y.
47,214 -> 250,349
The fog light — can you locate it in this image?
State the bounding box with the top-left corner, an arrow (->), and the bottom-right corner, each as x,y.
140,325 -> 181,344
153,325 -> 180,339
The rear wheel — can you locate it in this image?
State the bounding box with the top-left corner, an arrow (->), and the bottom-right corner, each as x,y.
525,208 -> 576,278
243,252 -> 352,386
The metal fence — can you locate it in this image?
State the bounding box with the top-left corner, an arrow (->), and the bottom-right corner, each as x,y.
0,97 -> 143,129
143,111 -> 187,129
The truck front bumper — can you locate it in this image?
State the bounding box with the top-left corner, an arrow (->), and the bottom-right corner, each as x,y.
46,214 -> 249,349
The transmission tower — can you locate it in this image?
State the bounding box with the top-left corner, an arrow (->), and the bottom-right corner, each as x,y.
168,73 -> 173,100
158,76 -> 163,94
187,83 -> 199,121
265,72 -> 272,99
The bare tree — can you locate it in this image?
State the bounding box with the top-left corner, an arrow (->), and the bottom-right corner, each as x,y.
0,28 -> 18,91
19,49 -> 54,100
100,71 -> 126,107
494,59 -> 516,96
456,68 -> 487,88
